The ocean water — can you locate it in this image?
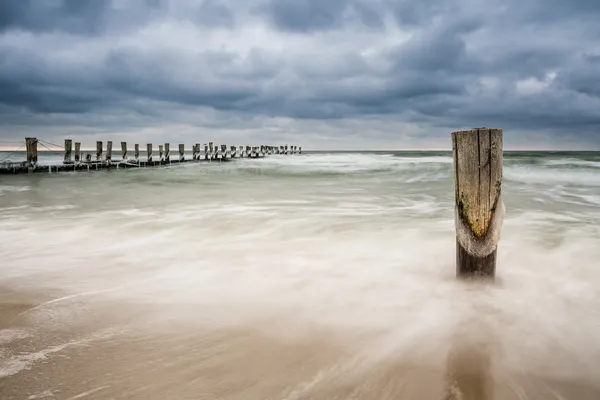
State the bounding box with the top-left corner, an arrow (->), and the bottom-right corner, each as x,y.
1,151 -> 600,399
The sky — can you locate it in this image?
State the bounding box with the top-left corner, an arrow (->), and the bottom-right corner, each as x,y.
1,0 -> 599,150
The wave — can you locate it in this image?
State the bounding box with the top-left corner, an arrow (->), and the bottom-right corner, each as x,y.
235,153 -> 452,179
504,165 -> 600,187
542,158 -> 600,168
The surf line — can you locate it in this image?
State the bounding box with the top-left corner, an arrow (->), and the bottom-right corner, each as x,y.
7,275 -> 160,326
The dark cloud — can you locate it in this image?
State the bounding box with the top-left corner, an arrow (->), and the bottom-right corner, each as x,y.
0,0 -> 599,147
0,0 -> 111,35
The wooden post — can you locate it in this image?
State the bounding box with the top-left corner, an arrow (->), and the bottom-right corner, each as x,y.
134,144 -> 139,161
106,141 -> 113,162
179,144 -> 184,162
452,128 -> 504,278
299,146 -> 302,154
195,143 -> 200,160
204,144 -> 209,160
121,142 -> 127,160
75,142 -> 81,163
221,144 -> 227,159
209,142 -> 214,160
96,141 -> 103,161
25,137 -> 38,168
231,145 -> 236,158
165,143 -> 170,162
147,143 -> 153,162
64,139 -> 73,164
159,144 -> 164,161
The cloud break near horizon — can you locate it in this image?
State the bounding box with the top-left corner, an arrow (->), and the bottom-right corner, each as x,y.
1,0 -> 599,150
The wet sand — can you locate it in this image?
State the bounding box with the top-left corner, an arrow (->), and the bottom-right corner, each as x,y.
1,288 -> 599,400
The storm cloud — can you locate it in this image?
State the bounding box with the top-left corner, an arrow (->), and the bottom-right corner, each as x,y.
0,0 -> 599,149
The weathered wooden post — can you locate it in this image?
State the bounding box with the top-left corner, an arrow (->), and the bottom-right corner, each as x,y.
231,145 -> 236,158
106,141 -> 113,163
96,141 -> 103,161
452,128 -> 504,278
179,144 -> 184,162
25,137 -> 38,169
194,143 -> 200,160
121,142 -> 128,160
239,146 -> 244,157
75,142 -> 81,163
159,145 -> 164,162
204,144 -> 209,160
165,143 -> 170,162
299,146 -> 302,154
208,142 -> 214,160
221,144 -> 227,160
147,144 -> 153,163
64,139 -> 73,164
134,144 -> 140,162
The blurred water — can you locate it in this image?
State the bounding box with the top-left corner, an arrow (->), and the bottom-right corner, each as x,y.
0,151 -> 599,399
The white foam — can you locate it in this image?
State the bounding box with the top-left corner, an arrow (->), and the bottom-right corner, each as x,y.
0,329 -> 119,378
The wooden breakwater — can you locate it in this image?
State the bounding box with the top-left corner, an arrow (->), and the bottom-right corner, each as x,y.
0,138 -> 303,174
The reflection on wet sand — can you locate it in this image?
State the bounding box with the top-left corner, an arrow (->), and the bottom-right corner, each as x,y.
2,288 -> 600,400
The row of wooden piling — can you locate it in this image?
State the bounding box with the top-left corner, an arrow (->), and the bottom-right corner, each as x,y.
0,138 -> 302,174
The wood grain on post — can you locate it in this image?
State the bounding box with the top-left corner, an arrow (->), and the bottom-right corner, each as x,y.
121,142 -> 127,160
64,139 -> 73,164
96,141 -> 103,161
106,141 -> 112,162
452,128 -> 503,278
25,137 -> 38,167
75,142 -> 81,163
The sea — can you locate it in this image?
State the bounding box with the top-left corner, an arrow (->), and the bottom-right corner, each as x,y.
1,150 -> 600,399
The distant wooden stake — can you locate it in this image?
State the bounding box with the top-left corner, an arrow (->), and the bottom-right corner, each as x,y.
159,144 -> 164,161
121,142 -> 127,160
452,128 -> 504,278
75,142 -> 81,163
165,143 -> 170,162
147,143 -> 153,163
64,139 -> 73,164
179,144 -> 184,162
96,141 -> 103,161
134,144 -> 139,161
106,141 -> 113,162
